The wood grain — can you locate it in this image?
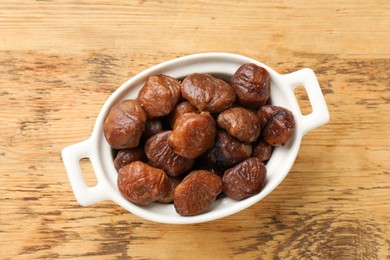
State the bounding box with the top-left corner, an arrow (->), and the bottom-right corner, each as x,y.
0,0 -> 389,259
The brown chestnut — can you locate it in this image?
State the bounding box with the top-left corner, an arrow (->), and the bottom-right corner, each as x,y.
204,130 -> 252,167
143,118 -> 164,139
117,161 -> 169,206
169,101 -> 198,128
145,131 -> 194,177
217,106 -> 261,143
174,170 -> 222,216
222,157 -> 266,200
114,147 -> 146,170
257,105 -> 295,146
157,176 -> 181,204
169,112 -> 216,158
181,73 -> 236,113
231,63 -> 270,108
104,99 -> 147,149
138,74 -> 181,118
251,139 -> 273,162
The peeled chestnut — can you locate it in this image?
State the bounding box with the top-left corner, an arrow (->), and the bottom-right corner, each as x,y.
138,74 -> 181,118
169,112 -> 216,158
257,105 -> 295,146
117,161 -> 169,206
114,147 -> 146,170
222,157 -> 266,200
104,99 -> 147,149
251,139 -> 273,162
231,63 -> 270,108
143,118 -> 164,139
217,106 -> 261,143
174,170 -> 222,216
157,176 -> 181,204
145,131 -> 194,177
181,73 -> 236,113
204,130 -> 252,167
194,157 -> 229,177
169,101 -> 198,128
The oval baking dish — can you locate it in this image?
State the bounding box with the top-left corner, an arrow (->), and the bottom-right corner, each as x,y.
62,52 -> 330,224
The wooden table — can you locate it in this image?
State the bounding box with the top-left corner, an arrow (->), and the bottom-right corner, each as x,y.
1,1 -> 389,259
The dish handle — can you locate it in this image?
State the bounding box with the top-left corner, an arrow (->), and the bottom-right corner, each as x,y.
62,138 -> 109,206
283,68 -> 330,135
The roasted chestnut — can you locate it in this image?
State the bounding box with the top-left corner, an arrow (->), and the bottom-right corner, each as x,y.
145,131 -> 194,177
217,106 -> 261,143
222,157 -> 266,200
169,112 -> 216,158
104,99 -> 147,149
143,118 -> 164,139
117,161 -> 169,206
138,74 -> 181,118
251,139 -> 273,162
174,170 -> 222,216
257,105 -> 295,146
114,147 -> 146,170
181,73 -> 236,113
169,101 -> 198,128
204,130 -> 252,167
231,63 -> 270,108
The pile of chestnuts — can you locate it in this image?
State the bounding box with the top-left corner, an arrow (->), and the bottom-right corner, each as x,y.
104,63 -> 295,216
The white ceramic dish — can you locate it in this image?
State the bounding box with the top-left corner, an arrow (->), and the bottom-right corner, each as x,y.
62,52 -> 329,224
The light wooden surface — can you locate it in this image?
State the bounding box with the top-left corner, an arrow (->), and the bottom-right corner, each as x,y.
1,1 -> 389,259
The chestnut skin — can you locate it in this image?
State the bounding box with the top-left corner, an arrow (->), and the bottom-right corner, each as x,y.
257,105 -> 295,146
104,99 -> 147,149
231,63 -> 270,108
